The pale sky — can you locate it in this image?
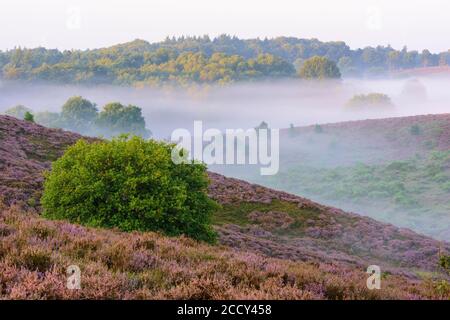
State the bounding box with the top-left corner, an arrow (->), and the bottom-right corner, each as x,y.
1,0 -> 449,52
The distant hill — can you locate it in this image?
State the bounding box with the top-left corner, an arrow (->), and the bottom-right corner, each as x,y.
392,66 -> 450,78
0,115 -> 449,299
240,114 -> 450,240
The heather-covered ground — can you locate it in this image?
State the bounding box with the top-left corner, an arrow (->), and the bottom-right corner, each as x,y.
0,115 -> 449,299
0,204 -> 448,299
209,172 -> 450,274
216,114 -> 450,240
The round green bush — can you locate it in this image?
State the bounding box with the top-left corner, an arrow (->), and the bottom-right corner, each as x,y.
41,136 -> 218,243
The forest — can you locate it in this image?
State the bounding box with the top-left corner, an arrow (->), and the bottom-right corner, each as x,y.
1,35 -> 449,86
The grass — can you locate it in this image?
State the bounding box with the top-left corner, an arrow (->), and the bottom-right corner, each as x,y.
26,136 -> 62,162
214,201 -> 318,228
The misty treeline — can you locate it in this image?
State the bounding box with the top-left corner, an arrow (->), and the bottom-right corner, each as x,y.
4,97 -> 151,138
1,35 -> 449,86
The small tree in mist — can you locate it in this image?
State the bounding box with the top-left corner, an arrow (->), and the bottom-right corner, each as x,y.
346,93 -> 393,108
289,123 -> 297,137
410,124 -> 421,136
314,124 -> 324,133
299,56 -> 341,80
34,111 -> 61,128
95,102 -> 151,138
41,136 -> 218,243
4,105 -> 33,120
24,111 -> 34,122
60,96 -> 98,132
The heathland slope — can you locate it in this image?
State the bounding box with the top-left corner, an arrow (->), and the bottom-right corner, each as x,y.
224,114 -> 450,240
0,115 -> 449,299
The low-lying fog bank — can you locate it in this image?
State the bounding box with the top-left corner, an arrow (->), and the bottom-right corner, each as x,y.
1,77 -> 450,138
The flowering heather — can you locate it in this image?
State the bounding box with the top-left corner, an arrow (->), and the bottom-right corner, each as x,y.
0,205 -> 448,300
0,115 -> 96,207
0,115 -> 449,299
209,172 -> 450,274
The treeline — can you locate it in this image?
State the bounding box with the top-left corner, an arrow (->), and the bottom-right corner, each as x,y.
0,35 -> 449,85
155,36 -> 450,74
0,45 -> 295,85
3,97 -> 151,138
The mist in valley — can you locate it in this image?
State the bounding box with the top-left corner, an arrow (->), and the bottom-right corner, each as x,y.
1,76 -> 449,240
1,76 -> 450,139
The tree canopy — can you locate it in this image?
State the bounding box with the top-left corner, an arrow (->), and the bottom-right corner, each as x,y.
61,96 -> 98,132
96,102 -> 150,138
41,136 -> 218,242
0,36 -> 446,85
346,93 -> 393,108
299,56 -> 341,79
7,96 -> 151,138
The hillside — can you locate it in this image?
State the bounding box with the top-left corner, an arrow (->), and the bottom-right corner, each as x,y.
217,114 -> 450,240
0,115 -> 449,299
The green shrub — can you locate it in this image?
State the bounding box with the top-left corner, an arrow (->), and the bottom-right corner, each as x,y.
409,124 -> 421,135
24,111 -> 35,122
346,93 -> 393,108
439,254 -> 450,274
41,136 -> 218,243
4,105 -> 32,119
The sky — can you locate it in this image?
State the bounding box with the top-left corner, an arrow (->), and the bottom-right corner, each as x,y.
1,0 -> 449,52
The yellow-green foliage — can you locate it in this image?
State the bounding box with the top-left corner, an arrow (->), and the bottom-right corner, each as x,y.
41,136 -> 218,242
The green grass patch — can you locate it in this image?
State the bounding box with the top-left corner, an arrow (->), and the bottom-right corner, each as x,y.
213,199 -> 327,236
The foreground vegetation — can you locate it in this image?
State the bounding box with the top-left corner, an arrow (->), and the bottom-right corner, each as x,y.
1,114 -> 449,299
3,204 -> 448,299
42,136 -> 217,243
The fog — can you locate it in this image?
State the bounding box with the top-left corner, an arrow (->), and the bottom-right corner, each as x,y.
1,76 -> 450,240
1,76 -> 450,139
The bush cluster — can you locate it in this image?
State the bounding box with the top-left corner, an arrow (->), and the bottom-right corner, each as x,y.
41,136 -> 218,243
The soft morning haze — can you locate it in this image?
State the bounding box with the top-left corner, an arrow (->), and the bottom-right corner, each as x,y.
1,0 -> 449,52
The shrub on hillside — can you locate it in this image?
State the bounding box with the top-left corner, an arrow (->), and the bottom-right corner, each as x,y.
41,136 -> 218,243
24,111 -> 34,122
4,105 -> 33,119
346,93 -> 393,108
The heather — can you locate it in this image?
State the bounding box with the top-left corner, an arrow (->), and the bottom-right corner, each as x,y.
231,114 -> 450,240
1,115 -> 450,299
209,173 -> 450,274
0,115 -> 94,207
262,151 -> 450,240
0,204 -> 448,300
